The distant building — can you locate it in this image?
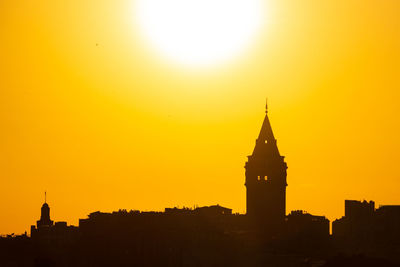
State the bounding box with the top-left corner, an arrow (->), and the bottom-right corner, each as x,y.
31,193 -> 53,238
245,102 -> 287,230
332,200 -> 375,242
286,210 -> 330,241
30,194 -> 78,245
79,205 -> 237,236
165,205 -> 232,216
194,205 -> 232,216
344,200 -> 375,219
36,202 -> 53,228
374,205 -> 400,244
333,200 -> 400,247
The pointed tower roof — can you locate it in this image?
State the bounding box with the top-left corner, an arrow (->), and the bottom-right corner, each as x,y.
256,101 -> 276,143
251,101 -> 281,158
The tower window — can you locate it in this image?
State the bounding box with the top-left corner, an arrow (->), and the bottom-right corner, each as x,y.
257,175 -> 266,181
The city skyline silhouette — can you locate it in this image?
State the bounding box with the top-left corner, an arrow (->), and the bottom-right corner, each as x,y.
2,103 -> 400,266
1,1 -> 400,266
2,1 -> 400,236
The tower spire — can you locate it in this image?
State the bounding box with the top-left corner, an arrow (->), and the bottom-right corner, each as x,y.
265,98 -> 268,113
45,191 -> 46,203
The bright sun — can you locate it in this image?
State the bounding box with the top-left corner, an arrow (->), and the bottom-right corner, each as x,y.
135,0 -> 265,68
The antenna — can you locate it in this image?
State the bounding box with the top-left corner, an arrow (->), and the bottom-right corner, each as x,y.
265,98 -> 268,113
45,191 -> 47,203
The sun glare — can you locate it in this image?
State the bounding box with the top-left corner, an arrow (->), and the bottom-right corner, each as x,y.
135,0 -> 265,68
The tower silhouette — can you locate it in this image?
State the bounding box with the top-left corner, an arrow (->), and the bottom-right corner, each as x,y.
245,102 -> 287,230
37,192 -> 53,228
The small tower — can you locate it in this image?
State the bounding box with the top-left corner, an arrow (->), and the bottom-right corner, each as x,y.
37,192 -> 53,228
245,102 -> 287,230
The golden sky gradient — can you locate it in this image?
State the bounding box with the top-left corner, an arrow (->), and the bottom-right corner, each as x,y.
1,0 -> 399,234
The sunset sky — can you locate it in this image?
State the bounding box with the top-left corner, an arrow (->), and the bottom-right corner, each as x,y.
1,0 -> 399,234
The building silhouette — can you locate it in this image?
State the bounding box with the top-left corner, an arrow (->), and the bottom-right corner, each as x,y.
36,192 -> 53,228
245,102 -> 287,230
286,210 -> 330,244
30,193 -> 78,246
333,200 -> 400,249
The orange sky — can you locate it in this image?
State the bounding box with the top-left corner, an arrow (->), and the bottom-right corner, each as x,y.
1,0 -> 399,234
